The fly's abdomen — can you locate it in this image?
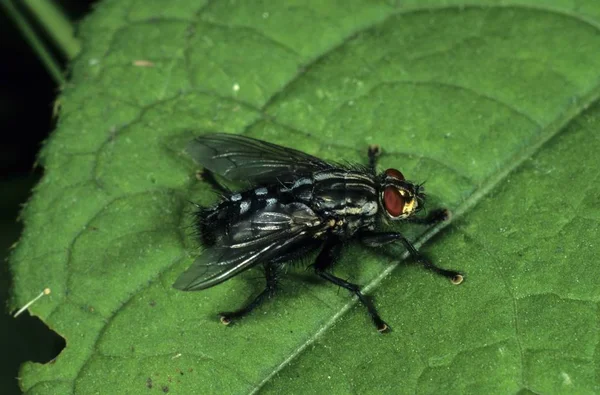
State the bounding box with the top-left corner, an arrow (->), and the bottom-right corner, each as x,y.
194,205 -> 222,246
197,185 -> 295,244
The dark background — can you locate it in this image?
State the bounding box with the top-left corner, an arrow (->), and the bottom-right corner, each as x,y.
1,1 -> 96,393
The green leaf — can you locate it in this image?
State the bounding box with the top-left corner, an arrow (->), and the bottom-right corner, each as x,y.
11,1 -> 600,393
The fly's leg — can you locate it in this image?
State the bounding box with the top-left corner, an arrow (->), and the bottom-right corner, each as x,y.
314,238 -> 390,332
200,169 -> 230,194
367,144 -> 381,175
359,231 -> 464,284
405,208 -> 451,226
219,263 -> 278,325
318,271 -> 390,333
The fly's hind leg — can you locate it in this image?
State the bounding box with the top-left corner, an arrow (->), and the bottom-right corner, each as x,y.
314,237 -> 390,332
200,169 -> 230,194
219,262 -> 279,325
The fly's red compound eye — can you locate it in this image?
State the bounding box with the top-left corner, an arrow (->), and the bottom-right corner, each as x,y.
383,186 -> 405,217
384,168 -> 405,181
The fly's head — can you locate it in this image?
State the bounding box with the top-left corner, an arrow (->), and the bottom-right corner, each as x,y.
379,168 -> 424,221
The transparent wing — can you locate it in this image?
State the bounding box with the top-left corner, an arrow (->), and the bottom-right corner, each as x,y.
173,203 -> 326,291
186,133 -> 333,183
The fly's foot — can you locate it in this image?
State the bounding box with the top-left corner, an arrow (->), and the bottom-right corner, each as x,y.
219,313 -> 234,325
406,208 -> 451,226
372,314 -> 391,333
426,264 -> 464,285
368,144 -> 382,158
434,208 -> 452,222
427,208 -> 451,224
376,320 -> 392,334
368,145 -> 382,174
451,273 -> 464,285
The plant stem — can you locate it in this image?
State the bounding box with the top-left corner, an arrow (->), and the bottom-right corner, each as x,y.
22,0 -> 81,60
1,0 -> 66,85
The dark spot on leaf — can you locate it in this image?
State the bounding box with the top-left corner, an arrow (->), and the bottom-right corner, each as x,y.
149,300 -> 156,307
146,378 -> 152,389
108,127 -> 117,141
185,26 -> 195,38
162,385 -> 169,393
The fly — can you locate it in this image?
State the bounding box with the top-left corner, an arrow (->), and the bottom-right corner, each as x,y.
173,133 -> 464,332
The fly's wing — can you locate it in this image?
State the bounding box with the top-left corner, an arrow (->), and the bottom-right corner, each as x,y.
173,203 -> 327,291
186,133 -> 333,184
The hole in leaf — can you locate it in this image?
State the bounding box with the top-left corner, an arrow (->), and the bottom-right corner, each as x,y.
0,176 -> 66,389
11,312 -> 66,364
1,307 -> 66,392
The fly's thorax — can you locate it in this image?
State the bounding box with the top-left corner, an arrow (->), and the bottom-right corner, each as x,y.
309,170 -> 379,218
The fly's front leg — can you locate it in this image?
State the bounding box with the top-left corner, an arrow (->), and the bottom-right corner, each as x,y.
314,237 -> 390,332
405,208 -> 451,226
367,144 -> 381,175
359,231 -> 464,284
219,262 -> 279,325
